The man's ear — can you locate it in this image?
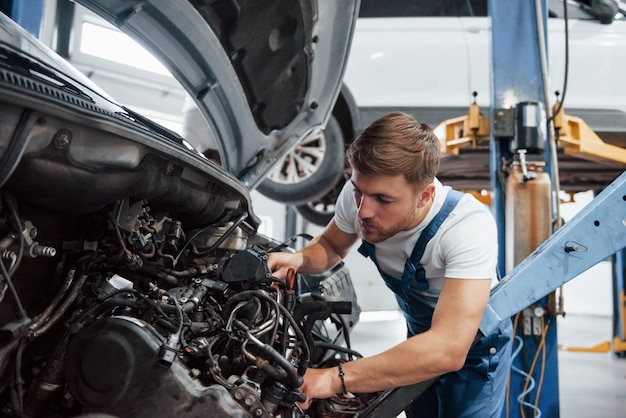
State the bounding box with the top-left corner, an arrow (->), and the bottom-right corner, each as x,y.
417,183 -> 436,208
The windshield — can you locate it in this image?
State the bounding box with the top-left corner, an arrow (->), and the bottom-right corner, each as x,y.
0,12 -> 116,104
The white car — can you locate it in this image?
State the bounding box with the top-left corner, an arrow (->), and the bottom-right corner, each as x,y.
269,0 -> 626,225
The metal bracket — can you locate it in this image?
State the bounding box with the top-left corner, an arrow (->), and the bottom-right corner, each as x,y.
554,109 -> 626,168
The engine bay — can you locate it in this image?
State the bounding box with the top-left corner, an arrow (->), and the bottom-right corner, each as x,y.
0,193 -> 366,417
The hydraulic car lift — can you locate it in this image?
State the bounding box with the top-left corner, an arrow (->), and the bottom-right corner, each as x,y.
362,1 -> 626,417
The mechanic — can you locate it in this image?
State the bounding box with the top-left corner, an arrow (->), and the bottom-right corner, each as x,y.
268,112 -> 513,417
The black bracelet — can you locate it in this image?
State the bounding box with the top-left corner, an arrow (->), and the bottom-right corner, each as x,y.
337,362 -> 347,394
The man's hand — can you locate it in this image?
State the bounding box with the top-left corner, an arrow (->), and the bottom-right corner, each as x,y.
267,251 -> 303,280
298,367 -> 343,410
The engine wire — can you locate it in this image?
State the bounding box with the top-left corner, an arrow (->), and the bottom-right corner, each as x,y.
0,193 -> 27,319
0,257 -> 26,320
173,211 -> 248,265
3,194 -> 24,276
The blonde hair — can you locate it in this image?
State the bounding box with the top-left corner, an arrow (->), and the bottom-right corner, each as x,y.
346,112 -> 440,187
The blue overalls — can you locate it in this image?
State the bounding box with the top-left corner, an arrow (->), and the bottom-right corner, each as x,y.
358,190 -> 512,418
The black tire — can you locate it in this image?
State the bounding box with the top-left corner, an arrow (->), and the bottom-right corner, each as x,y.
295,170 -> 350,226
257,115 -> 345,205
296,201 -> 335,226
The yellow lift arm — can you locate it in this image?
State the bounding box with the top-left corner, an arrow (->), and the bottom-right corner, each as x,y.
435,101 -> 626,168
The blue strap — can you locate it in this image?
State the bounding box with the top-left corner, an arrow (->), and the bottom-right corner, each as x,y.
357,241 -> 373,258
403,189 -> 464,290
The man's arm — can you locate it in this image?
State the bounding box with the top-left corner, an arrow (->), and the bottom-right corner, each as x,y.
268,220 -> 358,279
298,277 -> 491,406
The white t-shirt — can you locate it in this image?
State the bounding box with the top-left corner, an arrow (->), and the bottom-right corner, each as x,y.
334,178 -> 499,307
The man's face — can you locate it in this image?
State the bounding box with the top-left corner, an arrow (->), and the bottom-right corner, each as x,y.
350,170 -> 434,243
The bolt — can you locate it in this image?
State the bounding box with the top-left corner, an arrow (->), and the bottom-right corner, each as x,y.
53,129 -> 72,149
164,161 -> 175,175
31,244 -> 56,258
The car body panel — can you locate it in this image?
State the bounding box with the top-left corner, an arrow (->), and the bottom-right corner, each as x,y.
345,17 -> 475,109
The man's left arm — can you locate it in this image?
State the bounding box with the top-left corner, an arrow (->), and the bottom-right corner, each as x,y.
341,277 -> 490,389
298,277 -> 491,405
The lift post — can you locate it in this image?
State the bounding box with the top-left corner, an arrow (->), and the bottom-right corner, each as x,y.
489,1 -> 562,415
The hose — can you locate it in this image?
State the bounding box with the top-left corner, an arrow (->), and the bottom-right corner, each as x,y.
534,0 -> 563,230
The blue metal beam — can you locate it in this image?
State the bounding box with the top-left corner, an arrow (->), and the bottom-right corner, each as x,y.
8,0 -> 44,38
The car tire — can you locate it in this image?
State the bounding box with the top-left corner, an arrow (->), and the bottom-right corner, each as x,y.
295,169 -> 350,226
295,201 -> 335,226
257,115 -> 345,205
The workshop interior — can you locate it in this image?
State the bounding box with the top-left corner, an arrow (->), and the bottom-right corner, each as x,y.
0,0 -> 624,417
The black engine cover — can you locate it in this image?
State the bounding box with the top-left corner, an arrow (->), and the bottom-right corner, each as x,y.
65,316 -> 249,417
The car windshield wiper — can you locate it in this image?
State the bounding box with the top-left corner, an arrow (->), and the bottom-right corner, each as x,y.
1,47 -> 183,146
0,46 -> 94,102
120,105 -> 184,145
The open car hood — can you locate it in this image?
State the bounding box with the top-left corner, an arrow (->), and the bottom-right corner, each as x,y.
75,0 -> 359,189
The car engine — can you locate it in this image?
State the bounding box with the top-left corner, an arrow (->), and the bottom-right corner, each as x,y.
0,193 -> 361,417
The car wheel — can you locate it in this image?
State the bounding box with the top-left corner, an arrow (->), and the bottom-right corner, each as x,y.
257,115 -> 345,205
295,169 -> 350,226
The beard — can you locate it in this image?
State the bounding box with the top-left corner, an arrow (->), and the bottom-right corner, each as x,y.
357,215 -> 414,243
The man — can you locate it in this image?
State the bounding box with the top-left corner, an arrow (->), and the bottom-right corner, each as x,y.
268,112 -> 512,417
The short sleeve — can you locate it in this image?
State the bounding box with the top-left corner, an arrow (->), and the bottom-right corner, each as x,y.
439,206 -> 499,280
334,181 -> 358,234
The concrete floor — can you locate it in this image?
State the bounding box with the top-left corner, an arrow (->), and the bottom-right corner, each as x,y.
348,311 -> 626,417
